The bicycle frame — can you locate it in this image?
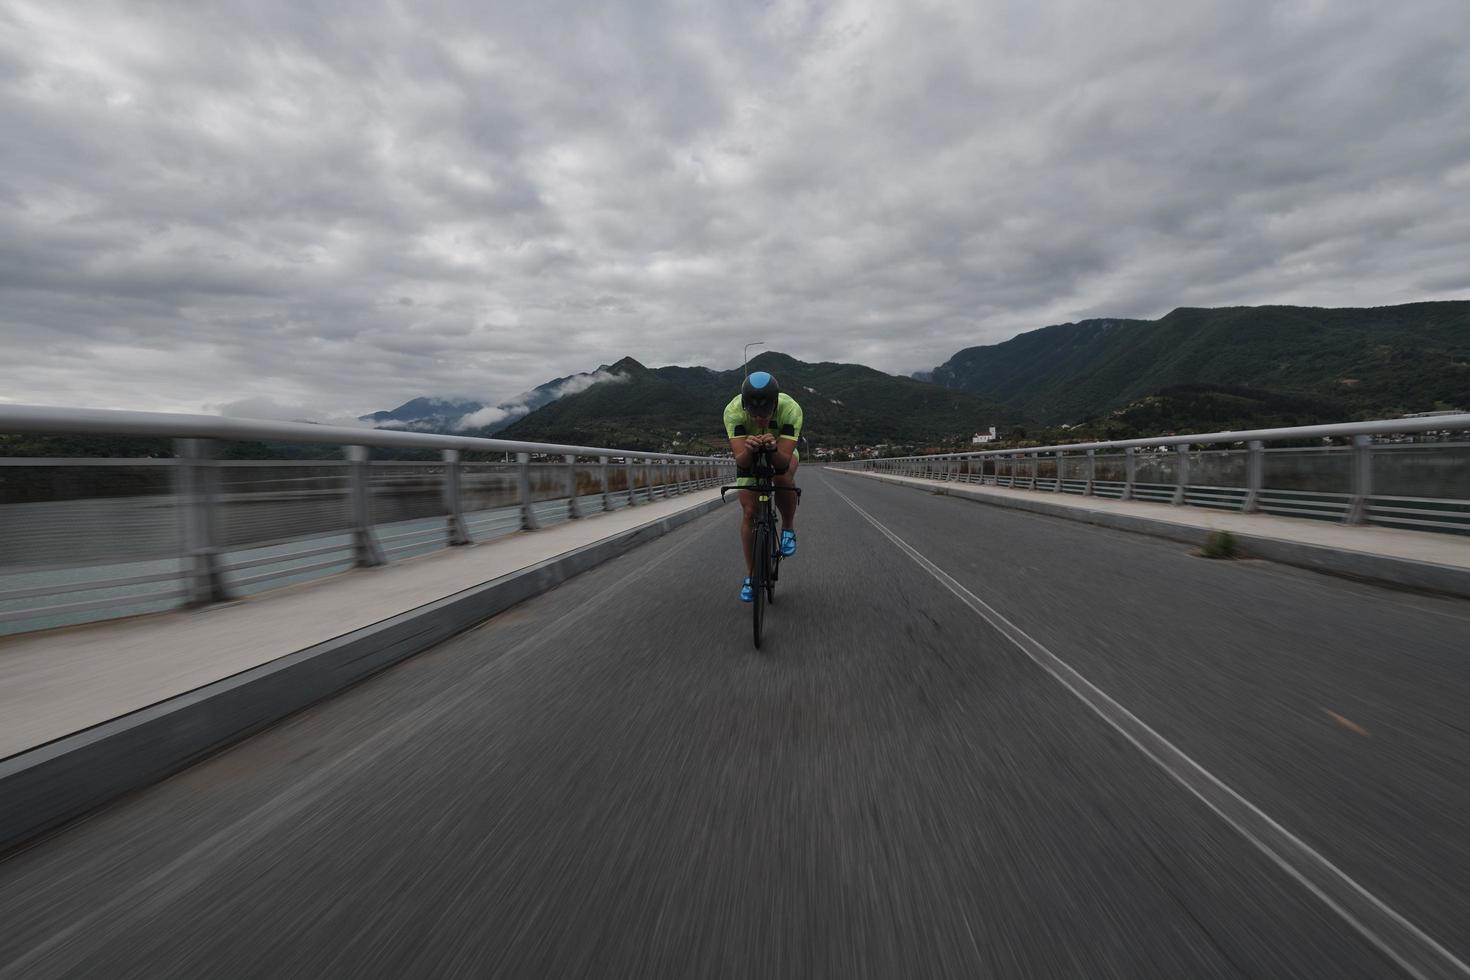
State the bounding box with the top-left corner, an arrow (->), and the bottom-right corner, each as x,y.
720,447 -> 801,648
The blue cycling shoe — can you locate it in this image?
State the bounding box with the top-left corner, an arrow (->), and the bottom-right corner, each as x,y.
780,529 -> 797,557
739,577 -> 753,602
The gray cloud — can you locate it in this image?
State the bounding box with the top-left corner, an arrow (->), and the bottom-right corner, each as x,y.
2,0 -> 1468,419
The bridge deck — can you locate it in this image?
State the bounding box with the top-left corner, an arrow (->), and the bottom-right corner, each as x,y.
0,489 -> 723,760
2,471 -> 1467,978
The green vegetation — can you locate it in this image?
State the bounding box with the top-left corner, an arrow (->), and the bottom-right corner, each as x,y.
1200,530 -> 1241,560
930,301 -> 1470,425
492,352 -> 1021,452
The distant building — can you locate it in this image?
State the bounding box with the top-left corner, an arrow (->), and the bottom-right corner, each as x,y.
971,426 -> 998,444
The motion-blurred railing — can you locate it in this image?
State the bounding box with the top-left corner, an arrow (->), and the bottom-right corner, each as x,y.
0,405 -> 735,635
837,414 -> 1470,536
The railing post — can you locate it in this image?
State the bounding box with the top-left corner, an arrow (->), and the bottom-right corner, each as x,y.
1243,440 -> 1263,513
443,449 -> 470,545
625,457 -> 638,507
1054,450 -> 1064,492
1173,443 -> 1190,506
564,454 -> 581,519
1122,447 -> 1135,501
346,445 -> 385,566
1029,453 -> 1038,490
174,438 -> 229,605
518,451 -> 540,530
600,455 -> 612,511
1085,449 -> 1096,496
1346,434 -> 1372,525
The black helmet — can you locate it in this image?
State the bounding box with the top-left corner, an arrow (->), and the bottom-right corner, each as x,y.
741,371 -> 780,416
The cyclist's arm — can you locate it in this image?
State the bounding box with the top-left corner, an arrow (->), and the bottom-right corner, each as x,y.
729,437 -> 757,468
771,399 -> 802,470
732,435 -> 777,465
771,439 -> 796,470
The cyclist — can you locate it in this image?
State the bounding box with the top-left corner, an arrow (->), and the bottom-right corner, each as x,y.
724,371 -> 803,602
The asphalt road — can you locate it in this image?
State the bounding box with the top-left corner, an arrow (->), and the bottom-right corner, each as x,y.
2,469 -> 1468,979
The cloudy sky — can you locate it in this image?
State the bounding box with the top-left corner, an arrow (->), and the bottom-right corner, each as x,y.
2,0 -> 1468,421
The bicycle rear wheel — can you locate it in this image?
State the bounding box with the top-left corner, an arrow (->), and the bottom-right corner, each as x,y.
751,523 -> 767,648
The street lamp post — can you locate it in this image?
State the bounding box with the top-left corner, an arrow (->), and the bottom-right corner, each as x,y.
743,341 -> 765,378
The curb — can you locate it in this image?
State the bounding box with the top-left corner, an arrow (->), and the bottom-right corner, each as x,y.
0,495 -> 727,854
838,470 -> 1470,600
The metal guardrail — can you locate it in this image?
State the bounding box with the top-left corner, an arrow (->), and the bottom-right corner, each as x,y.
836,414 -> 1470,535
0,405 -> 736,635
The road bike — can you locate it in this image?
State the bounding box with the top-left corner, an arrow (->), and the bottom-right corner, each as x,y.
721,444 -> 801,649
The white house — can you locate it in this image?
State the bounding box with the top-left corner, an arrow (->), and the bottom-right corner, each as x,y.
971,426 -> 998,444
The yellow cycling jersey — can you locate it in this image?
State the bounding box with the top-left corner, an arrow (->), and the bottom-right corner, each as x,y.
723,392 -> 803,442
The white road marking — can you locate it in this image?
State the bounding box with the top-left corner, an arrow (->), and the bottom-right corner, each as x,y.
825,475 -> 1470,980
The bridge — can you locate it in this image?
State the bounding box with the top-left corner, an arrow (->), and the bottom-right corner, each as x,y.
2,406 -> 1469,978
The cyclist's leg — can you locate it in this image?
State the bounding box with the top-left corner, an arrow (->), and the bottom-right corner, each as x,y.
739,487 -> 758,577
774,453 -> 798,530
775,454 -> 799,557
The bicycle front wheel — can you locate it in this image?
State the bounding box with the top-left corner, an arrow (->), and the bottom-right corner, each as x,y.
752,522 -> 767,648
767,513 -> 779,604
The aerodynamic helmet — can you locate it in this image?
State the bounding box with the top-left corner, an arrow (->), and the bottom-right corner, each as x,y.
741,371 -> 780,416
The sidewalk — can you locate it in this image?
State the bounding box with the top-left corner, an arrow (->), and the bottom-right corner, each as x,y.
836,470 -> 1470,598
0,489 -> 726,762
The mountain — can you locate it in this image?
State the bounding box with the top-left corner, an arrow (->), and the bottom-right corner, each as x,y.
927,301 -> 1470,424
1103,384 -> 1351,434
360,368 -> 627,434
493,352 -> 1019,450
359,397 -> 486,430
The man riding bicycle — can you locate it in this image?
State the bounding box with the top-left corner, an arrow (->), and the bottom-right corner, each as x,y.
724,371 -> 803,602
